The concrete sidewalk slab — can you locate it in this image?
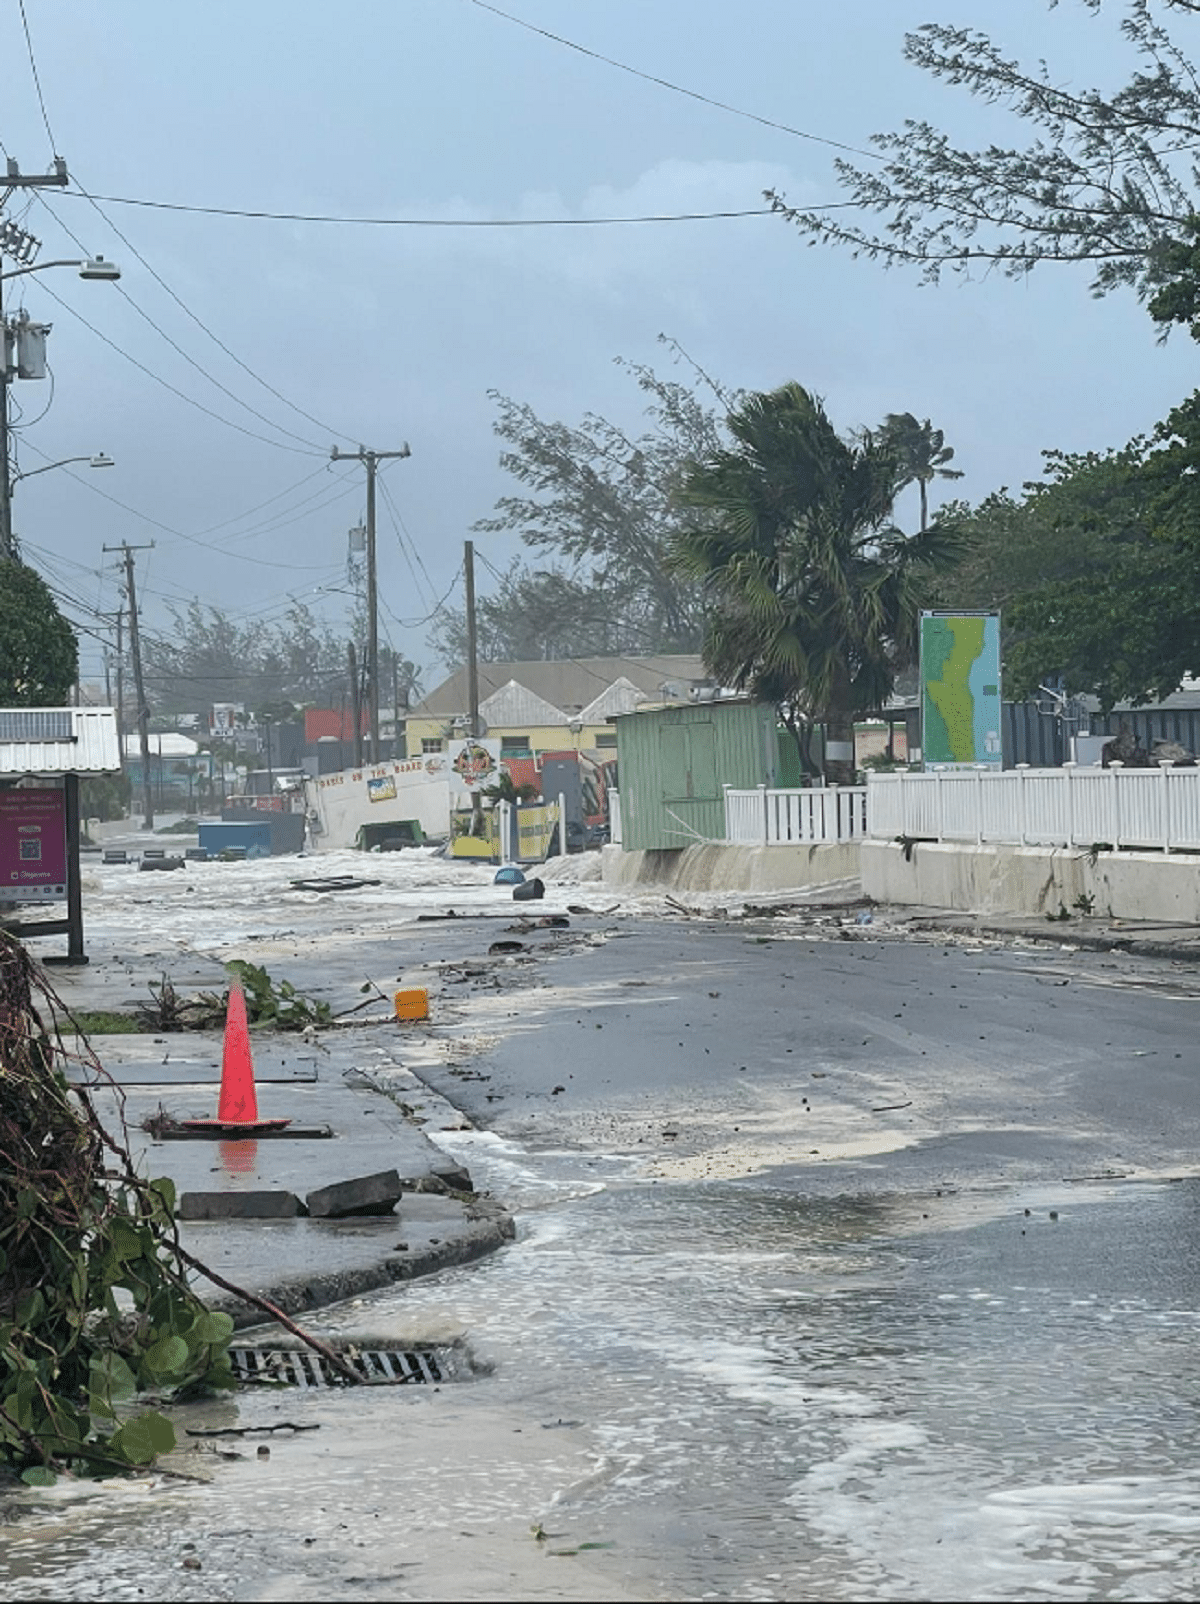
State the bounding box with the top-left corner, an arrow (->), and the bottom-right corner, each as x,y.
179,1191 -> 515,1328
71,1027 -> 514,1321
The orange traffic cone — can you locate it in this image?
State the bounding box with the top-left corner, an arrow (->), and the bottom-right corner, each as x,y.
217,985 -> 258,1123
178,984 -> 291,1135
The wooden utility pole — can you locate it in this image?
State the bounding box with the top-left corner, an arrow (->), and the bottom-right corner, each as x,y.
464,539 -> 484,835
331,442 -> 410,764
464,539 -> 480,741
105,542 -> 155,829
114,605 -> 125,760
348,641 -> 363,768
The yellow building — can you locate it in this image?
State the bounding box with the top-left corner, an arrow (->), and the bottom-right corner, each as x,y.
405,655 -> 709,764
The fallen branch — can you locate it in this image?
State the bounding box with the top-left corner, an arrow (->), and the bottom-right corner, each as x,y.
171,1244 -> 365,1384
185,1421 -> 320,1437
871,1100 -> 913,1113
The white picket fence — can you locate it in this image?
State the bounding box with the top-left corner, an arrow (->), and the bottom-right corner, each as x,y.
868,764 -> 1200,853
724,784 -> 868,846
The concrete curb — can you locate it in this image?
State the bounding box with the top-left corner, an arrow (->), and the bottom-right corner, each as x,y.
203,1199 -> 516,1330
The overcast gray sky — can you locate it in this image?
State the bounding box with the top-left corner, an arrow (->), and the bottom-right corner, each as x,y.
1,0 -> 1196,697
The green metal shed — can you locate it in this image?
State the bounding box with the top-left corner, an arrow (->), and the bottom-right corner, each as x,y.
613,699 -> 778,851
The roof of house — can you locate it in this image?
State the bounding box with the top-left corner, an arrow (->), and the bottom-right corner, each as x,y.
412,655 -> 708,723
479,679 -> 570,729
579,675 -> 648,724
0,707 -> 121,776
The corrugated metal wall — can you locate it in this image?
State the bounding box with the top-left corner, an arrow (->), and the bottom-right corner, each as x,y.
1089,707 -> 1200,753
1001,702 -> 1200,765
614,701 -> 777,851
1003,701 -> 1066,767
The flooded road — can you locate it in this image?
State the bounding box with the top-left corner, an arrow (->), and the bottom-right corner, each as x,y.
5,1134 -> 1200,1601
8,898 -> 1200,1601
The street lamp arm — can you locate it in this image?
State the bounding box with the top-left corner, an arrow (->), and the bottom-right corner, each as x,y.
0,256 -> 120,282
12,455 -> 94,484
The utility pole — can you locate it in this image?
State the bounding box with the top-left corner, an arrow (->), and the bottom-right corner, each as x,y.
464,538 -> 484,836
0,160 -> 70,559
114,606 -> 125,760
105,542 -> 155,829
331,442 -> 411,763
347,642 -> 363,768
464,539 -> 480,743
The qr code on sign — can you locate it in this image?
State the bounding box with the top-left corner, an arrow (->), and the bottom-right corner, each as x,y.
19,840 -> 42,861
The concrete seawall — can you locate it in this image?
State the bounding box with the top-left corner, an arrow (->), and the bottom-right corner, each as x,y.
861,838 -> 1200,922
602,840 -> 860,893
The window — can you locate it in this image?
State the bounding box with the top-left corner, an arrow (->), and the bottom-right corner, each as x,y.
594,731 -> 617,749
421,738 -> 444,754
500,736 -> 532,755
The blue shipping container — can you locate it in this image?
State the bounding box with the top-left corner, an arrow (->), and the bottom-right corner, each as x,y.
198,821 -> 273,859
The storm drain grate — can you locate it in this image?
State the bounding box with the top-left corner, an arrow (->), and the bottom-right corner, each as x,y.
230,1346 -> 445,1388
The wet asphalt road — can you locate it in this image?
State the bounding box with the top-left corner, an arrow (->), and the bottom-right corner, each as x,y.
398,919 -> 1200,1191
7,915 -> 1200,1601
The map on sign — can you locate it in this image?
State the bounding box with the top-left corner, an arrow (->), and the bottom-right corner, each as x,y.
920,612 -> 1002,768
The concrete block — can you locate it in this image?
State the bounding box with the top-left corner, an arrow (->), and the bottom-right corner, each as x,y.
178,1190 -> 306,1220
430,1157 -> 474,1194
305,1168 -> 402,1218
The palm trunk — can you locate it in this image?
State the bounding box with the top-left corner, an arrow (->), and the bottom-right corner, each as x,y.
823,659 -> 856,786
919,478 -> 928,533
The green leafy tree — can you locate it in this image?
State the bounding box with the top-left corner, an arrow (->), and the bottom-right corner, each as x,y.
769,3 -> 1200,309
995,390 -> 1200,707
139,600 -> 383,718
442,344 -> 731,668
0,560 -> 77,706
429,561 -> 669,665
877,413 -> 963,530
674,383 -> 961,783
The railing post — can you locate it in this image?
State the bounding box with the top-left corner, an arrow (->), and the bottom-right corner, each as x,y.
974,765 -> 984,845
1160,760 -> 1172,854
1063,761 -> 1076,848
759,782 -> 768,846
1015,764 -> 1030,844
723,782 -> 732,844
1108,760 -> 1123,850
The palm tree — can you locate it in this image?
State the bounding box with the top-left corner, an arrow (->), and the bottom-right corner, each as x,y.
878,412 -> 964,531
479,769 -> 540,806
674,383 -> 961,784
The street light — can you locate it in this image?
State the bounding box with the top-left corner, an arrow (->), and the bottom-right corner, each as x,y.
11,453 -> 114,486
0,256 -> 121,283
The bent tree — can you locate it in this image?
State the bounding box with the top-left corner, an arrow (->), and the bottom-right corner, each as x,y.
674,383 -> 960,784
769,2 -> 1200,315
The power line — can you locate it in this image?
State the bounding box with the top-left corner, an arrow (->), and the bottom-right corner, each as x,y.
464,0 -> 881,161
377,470 -> 435,605
13,435 -> 346,562
187,461 -> 333,539
60,191 -> 779,226
43,458 -> 345,569
40,188 -> 345,449
17,0 -> 58,155
29,276 -> 322,456
380,560 -> 464,631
